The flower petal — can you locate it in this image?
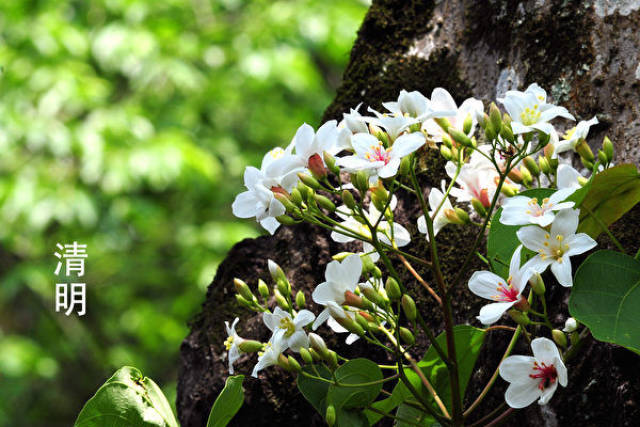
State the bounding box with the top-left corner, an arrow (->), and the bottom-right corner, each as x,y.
477,301 -> 514,325
505,380 -> 542,408
499,355 -> 536,383
564,233 -> 597,257
294,309 -> 316,328
531,337 -> 562,365
468,271 -> 504,300
550,208 -> 580,237
550,257 -> 573,287
517,226 -> 548,252
287,330 -> 309,352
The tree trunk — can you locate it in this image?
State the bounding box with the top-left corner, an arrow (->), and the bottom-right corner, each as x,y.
177,1 -> 640,425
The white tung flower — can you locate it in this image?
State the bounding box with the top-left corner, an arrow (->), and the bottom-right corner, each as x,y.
312,254 -> 362,330
251,330 -> 287,378
423,88 -> 484,142
555,116 -> 598,154
498,83 -> 575,135
468,245 -> 532,325
262,307 -> 315,352
336,132 -> 425,183
500,187 -> 575,227
340,103 -> 370,134
557,163 -> 584,191
518,209 -> 597,286
417,181 -> 455,240
330,196 -> 411,262
499,337 -> 568,408
382,89 -> 431,119
224,317 -> 245,375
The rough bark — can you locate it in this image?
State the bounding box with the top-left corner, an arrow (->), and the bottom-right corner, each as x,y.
178,1 -> 640,426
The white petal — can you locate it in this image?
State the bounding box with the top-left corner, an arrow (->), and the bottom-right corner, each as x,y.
468,271 -> 504,300
327,315 -> 348,333
430,88 -> 458,111
331,229 -> 356,244
287,330 -> 309,352
477,301 -> 514,325
293,123 -> 316,158
517,226 -> 548,251
232,191 -> 261,218
522,255 -> 553,274
345,333 -> 360,345
505,380 -> 542,408
550,209 -> 579,238
260,217 -> 280,235
555,356 -> 568,387
538,380 -> 558,405
262,311 -> 279,332
531,337 -> 562,365
312,281 -> 339,305
564,233 -> 597,257
312,308 -> 330,330
509,245 -> 524,279
550,257 -> 573,287
391,132 -> 425,157
294,309 -> 316,328
341,254 -> 363,288
511,122 -> 533,135
499,355 -> 536,383
378,157 -> 401,178
417,215 -> 427,234
391,223 -> 411,247
548,187 -> 576,205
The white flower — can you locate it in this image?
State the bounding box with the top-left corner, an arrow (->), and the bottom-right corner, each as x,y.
336,132 -> 425,183
224,317 -> 245,374
312,254 -> 362,330
364,107 -> 418,141
262,307 -> 315,352
445,146 -> 504,207
518,209 -> 597,286
417,181 -> 455,240
554,116 -> 598,154
500,188 -> 575,227
563,317 -> 578,333
266,121 -> 341,177
232,147 -> 300,234
498,83 -> 575,135
468,245 -> 532,325
251,330 -> 287,378
557,163 -> 584,190
330,196 -> 411,262
423,88 -> 484,142
382,89 -> 431,119
340,104 -> 369,134
499,337 -> 568,408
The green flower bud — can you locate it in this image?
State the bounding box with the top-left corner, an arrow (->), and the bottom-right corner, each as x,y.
442,133 -> 454,148
353,171 -> 369,194
258,279 -> 270,299
309,333 -> 329,358
523,156 -> 540,177
520,166 -> 533,186
489,102 -> 502,134
332,251 -> 354,261
471,198 -> 487,216
288,355 -> 302,373
238,340 -> 263,353
501,184 -> 518,197
315,194 -> 336,212
360,285 -> 383,307
552,329 -> 567,348
449,129 -> 473,147
508,309 -> 530,326
500,124 -> 515,144
234,278 -> 254,302
327,350 -> 339,368
235,294 -> 252,308
297,181 -> 311,200
603,136 -> 614,161
538,156 -> 550,174
399,156 -> 411,176
299,347 -> 313,364
361,254 -> 375,274
273,192 -> 297,213
598,150 -> 608,165
484,123 -> 497,142
297,172 -> 321,190
277,353 -> 290,370
355,313 -> 369,330
454,207 -> 470,224
463,113 -> 473,135
325,405 -> 336,426
372,266 -> 383,279
575,140 -> 595,163
276,215 -> 297,225
290,188 -> 303,206
502,113 -> 511,125
581,156 -> 594,170
529,272 -> 545,296
274,289 -> 289,310
440,145 -> 453,160
295,290 -> 306,309
308,347 -> 321,361
401,294 -> 417,322
385,277 -> 402,301
434,117 -> 450,133
323,151 -> 340,175
399,327 -> 416,346
342,189 -> 356,210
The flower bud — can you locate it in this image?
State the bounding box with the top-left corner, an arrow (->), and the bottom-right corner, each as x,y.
290,188 -> 304,206
276,215 -> 297,225
238,340 -> 263,353
575,140 -> 595,163
355,313 -> 369,330
295,290 -> 306,309
462,113 -> 473,135
273,192 -> 297,212
258,279 -> 270,299
399,156 -> 411,176
341,189 -> 356,210
529,273 -> 545,296
235,294 -> 252,308
308,347 -> 321,361
296,181 -> 311,200
581,156 -> 594,170
399,327 -> 416,346
478,188 -> 491,208
360,254 -> 375,274
538,156 -> 550,174
277,353 -> 290,370
552,329 -> 567,348
500,125 -> 515,144
385,277 -> 402,301
454,207 -> 470,224
332,251 -> 354,261
268,259 -> 286,282
603,136 -> 614,161
309,333 -> 329,358
502,113 -> 511,125
523,156 -> 540,177
361,285 -> 383,307
513,295 -> 530,312
327,350 -> 339,368
598,150 -> 608,165
507,167 -> 523,184
489,102 -> 502,134
442,133 -> 454,148
543,143 -> 555,161
307,153 -> 328,180
344,290 -> 365,309
325,405 -> 336,427
274,289 -> 289,310
449,129 -> 473,147
314,194 -> 336,212
299,347 -> 313,364
288,355 -> 302,373
508,309 -> 530,326
234,278 -> 254,302
478,112 -> 488,128
440,145 -> 453,160
563,317 -> 578,333
520,166 -> 533,186
484,123 -> 497,142
471,198 -> 487,216
323,151 -> 340,175
444,208 -> 464,225
434,117 -> 450,133
401,294 -> 417,322
297,172 -> 322,190
500,184 -> 518,197
352,171 -> 369,194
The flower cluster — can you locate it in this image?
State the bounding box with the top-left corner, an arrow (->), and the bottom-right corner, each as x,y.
226,83 -> 615,420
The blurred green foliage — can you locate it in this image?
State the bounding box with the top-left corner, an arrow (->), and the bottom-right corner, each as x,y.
0,1 -> 368,424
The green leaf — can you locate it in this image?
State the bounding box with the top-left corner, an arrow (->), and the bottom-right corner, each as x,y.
487,188 -> 554,277
577,164 -> 640,238
207,375 -> 245,427
74,366 -> 179,427
569,250 -> 640,353
395,404 -> 437,427
392,325 -> 485,415
297,365 -> 333,415
327,358 -> 383,410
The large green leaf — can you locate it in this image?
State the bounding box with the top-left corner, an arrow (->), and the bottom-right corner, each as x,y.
74,366 -> 179,427
297,365 -> 333,415
207,375 -> 245,427
577,164 -> 640,238
569,250 -> 640,353
395,403 -> 437,427
487,188 -> 554,277
392,325 -> 486,416
327,358 -> 383,410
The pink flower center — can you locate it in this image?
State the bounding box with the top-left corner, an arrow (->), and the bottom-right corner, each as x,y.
525,197 -> 553,217
365,144 -> 391,165
529,361 -> 558,390
494,279 -> 519,302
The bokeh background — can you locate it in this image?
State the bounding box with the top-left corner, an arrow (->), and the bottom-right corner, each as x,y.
0,1 -> 368,424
